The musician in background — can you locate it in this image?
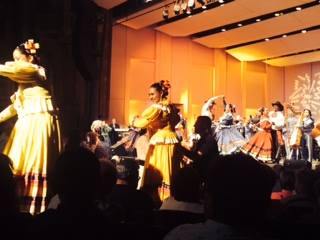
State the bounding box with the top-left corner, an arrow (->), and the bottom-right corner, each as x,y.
269,101 -> 286,162
301,109 -> 314,163
111,118 -> 120,129
174,116 -> 219,181
109,118 -> 121,145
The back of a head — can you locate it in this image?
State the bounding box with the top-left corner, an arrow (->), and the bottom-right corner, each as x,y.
171,166 -> 201,203
99,159 -> 117,197
295,169 -> 317,197
116,159 -> 139,188
52,147 -> 100,204
64,129 -> 81,151
279,169 -> 295,191
205,153 -> 276,225
194,116 -> 212,135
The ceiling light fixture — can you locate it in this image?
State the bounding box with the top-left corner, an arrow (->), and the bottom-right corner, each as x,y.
221,28 -> 226,32
296,7 -> 302,11
256,18 -> 261,22
265,38 -> 269,41
237,23 -> 242,27
301,29 -> 307,33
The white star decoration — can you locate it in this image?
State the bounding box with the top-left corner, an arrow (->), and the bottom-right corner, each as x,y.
289,73 -> 320,119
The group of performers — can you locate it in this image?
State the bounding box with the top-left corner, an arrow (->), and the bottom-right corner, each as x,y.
126,84 -> 320,201
1,39 -> 320,213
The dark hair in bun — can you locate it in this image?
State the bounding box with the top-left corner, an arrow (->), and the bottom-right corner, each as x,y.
150,80 -> 171,99
15,39 -> 41,65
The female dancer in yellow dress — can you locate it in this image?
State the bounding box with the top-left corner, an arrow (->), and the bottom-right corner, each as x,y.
133,80 -> 179,201
0,40 -> 62,214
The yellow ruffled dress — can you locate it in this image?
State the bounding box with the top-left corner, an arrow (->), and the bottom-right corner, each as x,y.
133,100 -> 178,200
0,61 -> 62,214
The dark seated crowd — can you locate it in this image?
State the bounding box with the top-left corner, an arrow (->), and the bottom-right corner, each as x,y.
1,147 -> 320,239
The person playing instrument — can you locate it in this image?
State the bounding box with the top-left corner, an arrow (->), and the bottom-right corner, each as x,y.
301,109 -> 314,163
132,80 -> 180,200
241,107 -> 273,163
173,116 -> 219,181
0,39 -> 62,214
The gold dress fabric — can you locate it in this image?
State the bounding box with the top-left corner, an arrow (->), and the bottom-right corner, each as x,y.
0,61 -> 62,214
133,100 -> 178,200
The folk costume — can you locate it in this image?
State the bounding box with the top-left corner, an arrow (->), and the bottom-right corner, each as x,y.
241,116 -> 273,162
133,100 -> 179,200
215,112 -> 245,155
269,101 -> 286,161
0,61 -> 62,214
301,114 -> 314,162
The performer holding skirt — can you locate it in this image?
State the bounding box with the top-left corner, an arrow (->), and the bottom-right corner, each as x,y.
215,102 -> 245,155
133,80 -> 179,201
241,107 -> 272,163
0,40 -> 62,214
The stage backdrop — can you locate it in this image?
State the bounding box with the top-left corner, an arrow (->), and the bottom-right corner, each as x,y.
109,24 -> 319,128
284,62 -> 320,121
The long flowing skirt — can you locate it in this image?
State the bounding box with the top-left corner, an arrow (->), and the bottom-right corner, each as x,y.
216,126 -> 246,155
241,131 -> 272,162
3,112 -> 61,214
143,144 -> 175,200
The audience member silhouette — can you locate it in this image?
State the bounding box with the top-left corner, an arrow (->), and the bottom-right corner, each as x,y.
164,153 -> 276,240
174,116 -> 219,181
157,166 -> 205,231
0,153 -> 31,237
106,159 -> 154,224
33,147 -> 108,239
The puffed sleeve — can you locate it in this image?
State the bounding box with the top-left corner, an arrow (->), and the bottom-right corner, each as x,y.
133,104 -> 162,129
0,61 -> 40,83
0,104 -> 17,123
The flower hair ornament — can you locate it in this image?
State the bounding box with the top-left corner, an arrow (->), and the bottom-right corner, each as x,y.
160,80 -> 171,90
24,39 -> 40,54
